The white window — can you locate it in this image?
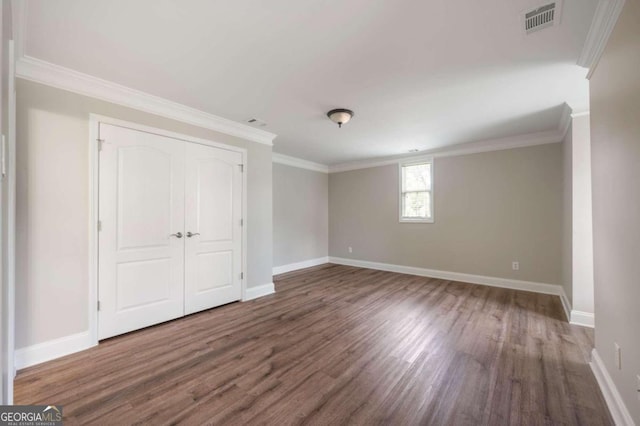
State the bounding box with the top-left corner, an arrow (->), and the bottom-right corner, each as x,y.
399,159 -> 434,223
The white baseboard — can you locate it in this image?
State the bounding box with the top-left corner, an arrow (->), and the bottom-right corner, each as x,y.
559,287 -> 595,328
560,287 -> 572,322
329,257 -> 563,296
15,331 -> 95,370
570,310 -> 595,328
16,286 -> 276,369
273,257 -> 329,275
243,283 -> 275,301
590,348 -> 636,426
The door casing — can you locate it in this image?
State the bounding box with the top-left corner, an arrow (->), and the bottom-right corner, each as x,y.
88,114 -> 248,346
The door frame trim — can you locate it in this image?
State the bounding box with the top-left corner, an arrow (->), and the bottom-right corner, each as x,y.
88,114 -> 248,346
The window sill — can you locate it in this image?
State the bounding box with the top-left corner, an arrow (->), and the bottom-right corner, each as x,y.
399,218 -> 434,224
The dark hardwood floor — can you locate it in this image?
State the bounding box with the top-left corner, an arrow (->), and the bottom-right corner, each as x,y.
15,264 -> 612,425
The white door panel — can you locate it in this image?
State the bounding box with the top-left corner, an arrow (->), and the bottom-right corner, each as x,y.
98,124 -> 185,339
197,157 -> 233,241
195,251 -> 232,292
117,146 -> 174,250
184,143 -> 242,315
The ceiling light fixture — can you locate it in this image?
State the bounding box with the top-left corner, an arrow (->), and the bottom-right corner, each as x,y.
327,108 -> 354,128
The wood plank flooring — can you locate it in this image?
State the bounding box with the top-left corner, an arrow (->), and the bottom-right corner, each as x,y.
15,264 -> 613,425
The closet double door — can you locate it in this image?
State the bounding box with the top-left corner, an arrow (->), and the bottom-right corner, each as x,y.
98,123 -> 243,340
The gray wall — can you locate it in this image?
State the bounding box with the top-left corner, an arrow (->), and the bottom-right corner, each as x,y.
590,0 -> 640,422
273,163 -> 328,267
562,125 -> 573,305
16,79 -> 273,349
329,143 -> 563,284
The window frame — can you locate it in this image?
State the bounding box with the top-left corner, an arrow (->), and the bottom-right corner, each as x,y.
398,157 -> 434,224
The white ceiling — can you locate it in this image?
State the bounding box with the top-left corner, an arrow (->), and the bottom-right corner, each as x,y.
22,0 -> 597,165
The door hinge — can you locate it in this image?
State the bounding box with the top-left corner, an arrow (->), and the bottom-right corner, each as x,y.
97,138 -> 105,151
240,218 -> 243,226
97,220 -> 102,231
97,300 -> 101,311
240,272 -> 244,280
239,164 -> 244,172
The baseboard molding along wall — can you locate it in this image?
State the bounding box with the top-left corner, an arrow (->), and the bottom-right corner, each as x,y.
271,257 -> 595,329
244,283 -> 275,301
559,287 -> 595,328
15,331 -> 96,370
329,257 -> 601,328
570,310 -> 595,328
13,263 -> 593,371
17,285 -> 275,369
559,288 -> 573,323
273,257 -> 329,275
590,348 -> 636,426
277,257 -> 575,309
329,256 -> 563,296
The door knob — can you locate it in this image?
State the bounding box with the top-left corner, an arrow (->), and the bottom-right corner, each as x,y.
170,232 -> 183,238
186,232 -> 200,238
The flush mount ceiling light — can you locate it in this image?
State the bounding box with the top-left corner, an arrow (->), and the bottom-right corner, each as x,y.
327,108 -> 354,128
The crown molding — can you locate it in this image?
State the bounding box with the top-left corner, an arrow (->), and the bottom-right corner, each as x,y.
577,0 -> 626,79
272,153 -> 329,173
272,128 -> 564,174
558,104 -> 590,139
15,55 -> 277,146
329,157 -> 406,174
570,111 -> 590,119
12,1 -> 275,145
328,130 -> 564,173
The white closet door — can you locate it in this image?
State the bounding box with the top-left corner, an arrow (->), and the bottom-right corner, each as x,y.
184,143 -> 243,315
98,124 -> 186,340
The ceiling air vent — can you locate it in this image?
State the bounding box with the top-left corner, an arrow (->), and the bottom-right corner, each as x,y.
524,2 -> 558,34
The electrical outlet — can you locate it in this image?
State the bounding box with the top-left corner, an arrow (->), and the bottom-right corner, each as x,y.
512,261 -> 519,271
348,246 -> 353,253
614,343 -> 622,370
